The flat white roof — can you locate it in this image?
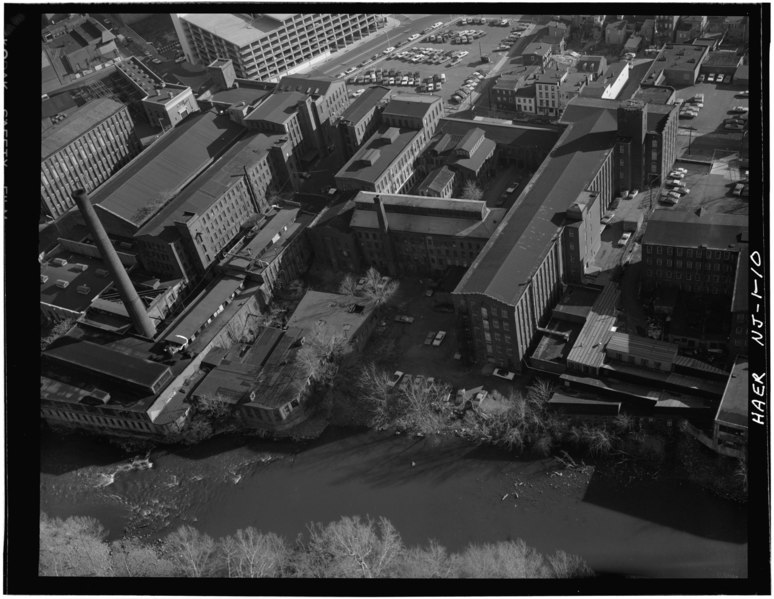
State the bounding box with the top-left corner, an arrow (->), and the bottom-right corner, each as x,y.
179,13 -> 282,47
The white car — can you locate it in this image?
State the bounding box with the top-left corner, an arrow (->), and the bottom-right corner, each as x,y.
387,371 -> 404,388
674,167 -> 688,174
716,74 -> 725,83
345,66 -> 357,74
492,368 -> 515,381
675,187 -> 690,195
601,213 -> 615,225
350,88 -> 365,98
432,330 -> 447,346
409,33 -> 420,41
383,46 -> 396,54
707,74 -> 715,82
730,105 -> 748,113
668,172 -> 685,179
628,189 -> 639,199
618,232 -> 632,247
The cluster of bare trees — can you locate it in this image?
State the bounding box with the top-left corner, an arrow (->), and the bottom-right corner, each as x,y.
39,513 -> 593,578
338,267 -> 399,310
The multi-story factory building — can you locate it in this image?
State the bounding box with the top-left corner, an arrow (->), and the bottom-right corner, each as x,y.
172,13 -> 381,81
41,98 -> 141,219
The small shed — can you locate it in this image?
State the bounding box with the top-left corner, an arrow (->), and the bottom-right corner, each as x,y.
605,332 -> 678,372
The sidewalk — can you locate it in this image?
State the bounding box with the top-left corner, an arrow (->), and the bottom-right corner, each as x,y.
301,17 -> 403,74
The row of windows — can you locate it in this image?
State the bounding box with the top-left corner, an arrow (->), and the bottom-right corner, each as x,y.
646,245 -> 736,260
43,408 -> 153,431
647,269 -> 729,283
646,256 -> 732,272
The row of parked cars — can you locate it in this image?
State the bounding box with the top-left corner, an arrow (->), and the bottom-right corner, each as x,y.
677,93 -> 704,119
348,68 -> 447,91
450,70 -> 487,104
661,167 -> 690,206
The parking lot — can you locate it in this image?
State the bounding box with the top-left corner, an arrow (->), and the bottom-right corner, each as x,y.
657,158 -> 749,216
673,82 -> 748,159
344,16 -> 536,107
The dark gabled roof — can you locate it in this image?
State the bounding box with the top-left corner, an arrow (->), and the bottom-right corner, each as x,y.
93,110 -> 245,230
43,338 -> 171,393
381,93 -> 440,120
41,98 -> 125,159
340,86 -> 391,124
418,166 -> 455,193
336,126 -> 422,185
642,210 -> 749,250
606,332 -> 678,365
135,131 -> 276,237
244,91 -> 306,124
454,98 -> 618,305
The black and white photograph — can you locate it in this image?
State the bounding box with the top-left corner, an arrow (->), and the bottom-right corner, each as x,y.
4,1 -> 770,593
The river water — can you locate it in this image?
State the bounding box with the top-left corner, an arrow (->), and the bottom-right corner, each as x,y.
40,428 -> 748,578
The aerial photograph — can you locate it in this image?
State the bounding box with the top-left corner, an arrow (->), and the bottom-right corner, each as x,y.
28,4 -> 765,588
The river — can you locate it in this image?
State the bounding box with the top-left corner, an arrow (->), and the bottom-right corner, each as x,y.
40,427 -> 748,578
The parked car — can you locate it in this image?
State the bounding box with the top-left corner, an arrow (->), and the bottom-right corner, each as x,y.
383,47 -> 395,54
716,74 -> 725,83
618,232 -> 632,247
674,167 -> 688,174
628,189 -> 639,199
707,73 -> 715,82
424,331 -> 436,346
738,90 -> 749,97
492,368 -> 515,381
725,123 -> 745,131
675,187 -> 690,196
345,66 -> 357,74
174,56 -> 186,63
601,213 -> 615,225
697,74 -> 705,83
387,371 -> 404,388
730,105 -> 749,113
394,315 -> 415,324
668,171 -> 685,179
432,331 -> 447,346
425,289 -> 434,297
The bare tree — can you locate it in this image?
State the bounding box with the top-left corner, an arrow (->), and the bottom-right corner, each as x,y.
219,527 -> 288,578
338,274 -> 359,296
297,516 -> 404,578
451,539 -> 551,578
461,180 -> 483,202
163,525 -> 217,577
39,514 -> 112,577
109,538 -> 176,577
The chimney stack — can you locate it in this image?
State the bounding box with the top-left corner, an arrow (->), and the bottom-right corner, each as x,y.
71,189 -> 157,338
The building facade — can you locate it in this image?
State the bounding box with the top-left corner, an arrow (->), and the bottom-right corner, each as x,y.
641,210 -> 748,297
338,85 -> 392,159
41,98 -> 141,219
173,13 -> 381,81
335,95 -> 444,195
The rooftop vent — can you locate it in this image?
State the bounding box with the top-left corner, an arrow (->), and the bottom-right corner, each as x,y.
52,257 -> 68,266
40,274 -> 49,284
76,285 -> 91,295
74,263 -> 88,272
55,279 -> 70,288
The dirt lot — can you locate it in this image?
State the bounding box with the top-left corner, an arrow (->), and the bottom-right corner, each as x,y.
345,16 -> 534,106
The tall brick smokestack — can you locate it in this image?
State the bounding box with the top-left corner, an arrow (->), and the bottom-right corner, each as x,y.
71,189 -> 156,338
